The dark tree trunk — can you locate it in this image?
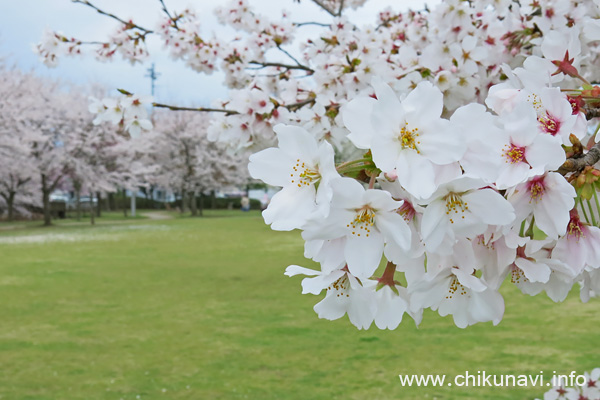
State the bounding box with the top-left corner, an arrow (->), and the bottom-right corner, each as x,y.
41,174 -> 52,227
199,191 -> 204,217
96,192 -> 102,218
90,192 -> 95,225
108,192 -> 115,211
75,185 -> 82,221
181,189 -> 187,214
190,191 -> 198,217
211,190 -> 216,209
6,191 -> 15,222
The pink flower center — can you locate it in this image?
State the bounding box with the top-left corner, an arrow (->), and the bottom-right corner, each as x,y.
568,95 -> 583,115
567,216 -> 586,242
398,201 -> 416,222
477,234 -> 496,250
527,177 -> 545,203
539,112 -> 560,136
503,143 -> 527,164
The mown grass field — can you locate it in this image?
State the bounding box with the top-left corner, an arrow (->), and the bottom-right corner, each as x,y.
0,210 -> 598,399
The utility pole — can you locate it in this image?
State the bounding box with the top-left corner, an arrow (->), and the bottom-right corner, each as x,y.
145,63 -> 160,97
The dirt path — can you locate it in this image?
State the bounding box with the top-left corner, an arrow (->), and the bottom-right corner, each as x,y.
141,211 -> 174,220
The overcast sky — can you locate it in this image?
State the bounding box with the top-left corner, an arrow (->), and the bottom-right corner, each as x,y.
0,0 -> 437,106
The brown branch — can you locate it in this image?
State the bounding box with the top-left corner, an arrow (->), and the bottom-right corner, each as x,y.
293,21 -> 331,27
158,0 -> 179,29
248,61 -> 313,72
72,0 -> 153,33
283,98 -> 316,111
337,0 -> 345,16
558,142 -> 600,174
152,102 -> 239,115
119,88 -> 313,115
74,40 -> 109,46
585,107 -> 600,120
311,0 -> 337,16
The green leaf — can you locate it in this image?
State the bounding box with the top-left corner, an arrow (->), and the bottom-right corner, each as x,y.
581,183 -> 594,200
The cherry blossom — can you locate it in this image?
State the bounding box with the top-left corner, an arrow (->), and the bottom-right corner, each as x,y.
508,173 -> 576,238
32,0 -> 600,330
248,124 -> 338,230
302,177 -> 411,279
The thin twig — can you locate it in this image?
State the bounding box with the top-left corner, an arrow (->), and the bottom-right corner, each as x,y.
73,40 -> 109,46
72,0 -> 153,33
276,45 -> 307,68
311,0 -> 337,16
337,0 -> 345,16
158,0 -> 179,29
152,102 -> 239,115
293,21 -> 331,27
283,98 -> 316,111
248,61 -> 313,72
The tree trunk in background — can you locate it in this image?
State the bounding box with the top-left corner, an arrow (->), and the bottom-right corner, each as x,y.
75,184 -> 82,221
199,191 -> 204,217
211,190 -> 216,209
6,191 -> 15,222
41,174 -> 52,227
181,189 -> 187,214
190,191 -> 198,217
96,192 -> 102,218
108,192 -> 115,211
90,192 -> 95,225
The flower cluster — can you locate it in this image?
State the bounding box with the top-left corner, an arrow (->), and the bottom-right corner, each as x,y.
89,93 -> 153,136
536,368 -> 600,400
94,23 -> 150,64
195,0 -> 600,150
38,0 -> 600,329
33,29 -> 82,68
251,55 -> 600,329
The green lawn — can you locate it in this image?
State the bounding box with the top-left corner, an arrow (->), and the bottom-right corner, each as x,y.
0,210 -> 598,399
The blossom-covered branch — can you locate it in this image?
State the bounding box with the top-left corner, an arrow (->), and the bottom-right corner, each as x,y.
72,0 -> 153,34
37,0 -> 600,331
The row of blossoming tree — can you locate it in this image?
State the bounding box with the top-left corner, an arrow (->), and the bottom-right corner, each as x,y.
36,0 -> 600,335
0,68 -> 248,224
